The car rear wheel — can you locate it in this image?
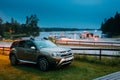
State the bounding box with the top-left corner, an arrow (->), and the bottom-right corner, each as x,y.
38,57 -> 49,71
10,54 -> 18,65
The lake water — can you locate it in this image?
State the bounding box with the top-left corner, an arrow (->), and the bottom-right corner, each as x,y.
39,30 -> 102,40
0,30 -> 120,47
37,30 -> 120,42
0,29 -> 120,55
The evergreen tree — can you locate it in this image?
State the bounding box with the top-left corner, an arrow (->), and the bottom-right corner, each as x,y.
101,11 -> 120,35
0,15 -> 40,39
25,14 -> 40,36
0,17 -> 4,37
0,17 -> 3,24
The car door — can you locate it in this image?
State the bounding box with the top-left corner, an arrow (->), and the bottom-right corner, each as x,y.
23,40 -> 37,62
17,41 -> 27,60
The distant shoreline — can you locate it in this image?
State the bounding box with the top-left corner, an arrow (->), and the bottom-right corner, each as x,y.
40,27 -> 100,32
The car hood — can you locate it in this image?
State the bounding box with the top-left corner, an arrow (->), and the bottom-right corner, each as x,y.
39,47 -> 70,53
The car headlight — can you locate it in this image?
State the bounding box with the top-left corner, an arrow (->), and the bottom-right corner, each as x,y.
52,52 -> 61,57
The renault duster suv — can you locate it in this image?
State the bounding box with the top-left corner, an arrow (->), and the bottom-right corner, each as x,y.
9,38 -> 74,71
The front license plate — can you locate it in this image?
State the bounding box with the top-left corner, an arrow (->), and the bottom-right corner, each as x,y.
65,57 -> 73,61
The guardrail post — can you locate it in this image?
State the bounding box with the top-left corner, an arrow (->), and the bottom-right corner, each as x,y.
2,47 -> 4,55
94,42 -> 95,46
99,49 -> 101,61
79,41 -> 80,45
111,43 -> 113,46
66,41 -> 68,45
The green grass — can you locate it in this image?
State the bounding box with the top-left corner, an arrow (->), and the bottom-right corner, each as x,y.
0,55 -> 120,80
75,54 -> 120,66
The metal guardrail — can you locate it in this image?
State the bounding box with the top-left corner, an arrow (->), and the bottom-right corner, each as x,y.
0,47 -> 120,61
55,40 -> 120,46
71,48 -> 120,60
0,47 -> 10,55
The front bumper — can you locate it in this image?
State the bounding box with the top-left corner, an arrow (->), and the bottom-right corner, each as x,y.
57,56 -> 74,66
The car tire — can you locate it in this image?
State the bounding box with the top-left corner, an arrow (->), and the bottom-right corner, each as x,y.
10,54 -> 18,65
38,57 -> 49,71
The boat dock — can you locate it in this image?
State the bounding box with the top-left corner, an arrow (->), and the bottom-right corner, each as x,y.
94,71 -> 120,80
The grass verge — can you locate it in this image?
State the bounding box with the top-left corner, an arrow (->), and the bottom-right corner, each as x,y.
0,55 -> 120,80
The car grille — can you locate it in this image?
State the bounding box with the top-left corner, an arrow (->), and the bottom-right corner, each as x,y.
60,50 -> 73,57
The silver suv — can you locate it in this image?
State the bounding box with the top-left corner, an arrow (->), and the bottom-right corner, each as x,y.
9,38 -> 74,71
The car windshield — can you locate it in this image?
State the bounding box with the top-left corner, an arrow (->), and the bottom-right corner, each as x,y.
35,40 -> 57,48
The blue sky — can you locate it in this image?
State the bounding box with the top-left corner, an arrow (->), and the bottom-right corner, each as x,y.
0,0 -> 120,29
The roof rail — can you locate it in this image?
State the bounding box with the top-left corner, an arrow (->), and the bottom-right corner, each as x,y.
30,37 -> 35,40
43,37 -> 48,40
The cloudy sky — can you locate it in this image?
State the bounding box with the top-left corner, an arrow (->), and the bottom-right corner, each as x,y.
0,0 -> 120,29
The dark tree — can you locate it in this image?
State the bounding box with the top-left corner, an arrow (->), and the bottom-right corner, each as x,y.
0,17 -> 3,24
25,14 -> 39,27
0,17 -> 4,37
0,14 -> 40,39
101,11 -> 120,36
25,14 -> 40,36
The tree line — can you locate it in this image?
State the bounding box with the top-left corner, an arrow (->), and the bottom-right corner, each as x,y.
0,14 -> 40,39
40,27 -> 80,32
101,11 -> 120,36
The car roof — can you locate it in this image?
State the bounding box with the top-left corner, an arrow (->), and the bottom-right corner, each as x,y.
13,37 -> 48,42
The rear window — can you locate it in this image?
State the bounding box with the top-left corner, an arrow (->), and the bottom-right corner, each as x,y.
10,41 -> 19,49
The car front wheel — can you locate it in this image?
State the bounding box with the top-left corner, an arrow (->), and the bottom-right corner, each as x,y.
10,54 -> 18,65
38,57 -> 49,71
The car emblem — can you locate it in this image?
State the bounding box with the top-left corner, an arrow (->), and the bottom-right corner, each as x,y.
65,51 -> 68,54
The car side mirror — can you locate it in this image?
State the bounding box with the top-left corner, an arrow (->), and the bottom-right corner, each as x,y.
30,46 -> 36,50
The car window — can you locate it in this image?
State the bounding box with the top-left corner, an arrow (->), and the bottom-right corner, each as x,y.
35,40 -> 57,48
10,41 -> 18,48
18,41 -> 26,48
25,40 -> 35,48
